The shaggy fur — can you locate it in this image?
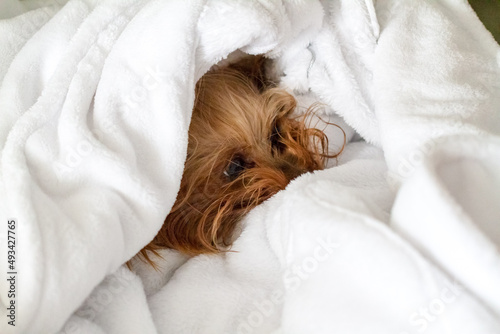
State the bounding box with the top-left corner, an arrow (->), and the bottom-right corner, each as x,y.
140,56 -> 343,263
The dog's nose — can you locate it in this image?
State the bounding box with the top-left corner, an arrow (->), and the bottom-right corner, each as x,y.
278,161 -> 308,182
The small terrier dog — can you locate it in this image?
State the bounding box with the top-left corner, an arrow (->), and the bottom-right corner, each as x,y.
140,56 -> 342,262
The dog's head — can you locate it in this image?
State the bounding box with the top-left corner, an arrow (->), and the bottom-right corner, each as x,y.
143,59 -> 342,259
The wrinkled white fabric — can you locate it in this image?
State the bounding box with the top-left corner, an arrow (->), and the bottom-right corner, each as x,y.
0,0 -> 499,333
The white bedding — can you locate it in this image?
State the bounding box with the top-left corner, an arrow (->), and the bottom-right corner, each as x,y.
0,0 -> 499,333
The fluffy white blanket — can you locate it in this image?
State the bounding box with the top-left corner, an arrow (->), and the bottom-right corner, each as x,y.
0,0 -> 499,333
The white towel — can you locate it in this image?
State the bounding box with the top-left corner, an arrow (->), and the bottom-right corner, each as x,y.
0,0 -> 499,333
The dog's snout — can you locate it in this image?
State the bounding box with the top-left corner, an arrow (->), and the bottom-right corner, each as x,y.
277,161 -> 309,182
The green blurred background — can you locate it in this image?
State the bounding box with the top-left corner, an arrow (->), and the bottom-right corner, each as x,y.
468,0 -> 500,43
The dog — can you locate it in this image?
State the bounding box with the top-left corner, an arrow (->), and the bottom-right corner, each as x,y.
140,56 -> 343,264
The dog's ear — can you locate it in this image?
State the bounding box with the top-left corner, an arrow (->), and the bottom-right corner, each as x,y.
227,55 -> 271,92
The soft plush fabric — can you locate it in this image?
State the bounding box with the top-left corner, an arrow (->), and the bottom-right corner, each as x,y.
0,0 -> 499,333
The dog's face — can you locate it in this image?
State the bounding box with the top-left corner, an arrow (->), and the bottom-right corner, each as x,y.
144,62 -> 335,257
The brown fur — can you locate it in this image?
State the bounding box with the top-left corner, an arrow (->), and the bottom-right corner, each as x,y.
139,56 -> 344,264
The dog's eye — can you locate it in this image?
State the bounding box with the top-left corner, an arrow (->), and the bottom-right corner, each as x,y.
224,156 -> 247,180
